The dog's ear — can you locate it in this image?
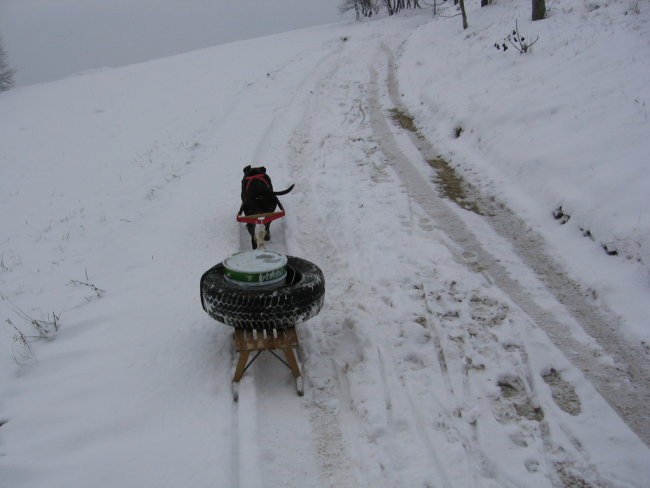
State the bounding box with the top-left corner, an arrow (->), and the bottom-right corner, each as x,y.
260,166 -> 267,173
243,165 -> 251,175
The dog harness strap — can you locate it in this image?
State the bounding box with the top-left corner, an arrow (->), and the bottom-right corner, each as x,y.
244,174 -> 271,193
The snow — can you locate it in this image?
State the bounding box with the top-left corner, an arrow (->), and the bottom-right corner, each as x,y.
1,1 -> 649,487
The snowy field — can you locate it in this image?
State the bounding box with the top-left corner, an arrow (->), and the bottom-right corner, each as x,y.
1,1 -> 649,487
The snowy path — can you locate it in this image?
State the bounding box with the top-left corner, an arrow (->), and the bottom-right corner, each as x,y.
225,45 -> 361,488
258,28 -> 650,486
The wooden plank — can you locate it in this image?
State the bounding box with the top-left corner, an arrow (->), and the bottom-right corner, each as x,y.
234,327 -> 298,351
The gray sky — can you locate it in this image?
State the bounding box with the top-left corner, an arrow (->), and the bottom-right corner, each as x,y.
0,0 -> 342,86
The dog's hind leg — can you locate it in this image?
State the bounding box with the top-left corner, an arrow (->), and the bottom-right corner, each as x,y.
264,223 -> 271,241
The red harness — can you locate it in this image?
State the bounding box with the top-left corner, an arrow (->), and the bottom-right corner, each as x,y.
244,174 -> 271,194
238,172 -> 285,223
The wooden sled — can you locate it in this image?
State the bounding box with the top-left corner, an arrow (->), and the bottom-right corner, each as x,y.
231,326 -> 303,401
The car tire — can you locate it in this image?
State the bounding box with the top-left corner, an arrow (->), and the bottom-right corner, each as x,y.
200,256 -> 325,329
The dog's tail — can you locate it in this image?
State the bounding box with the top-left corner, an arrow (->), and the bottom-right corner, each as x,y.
274,184 -> 295,196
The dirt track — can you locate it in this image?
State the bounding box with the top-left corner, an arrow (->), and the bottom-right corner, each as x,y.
377,44 -> 650,446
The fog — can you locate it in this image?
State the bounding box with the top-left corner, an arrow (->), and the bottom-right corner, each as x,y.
0,0 -> 342,86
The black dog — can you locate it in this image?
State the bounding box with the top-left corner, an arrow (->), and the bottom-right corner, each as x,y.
238,165 -> 294,249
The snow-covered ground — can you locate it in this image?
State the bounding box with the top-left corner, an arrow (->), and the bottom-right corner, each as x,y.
1,1 -> 649,487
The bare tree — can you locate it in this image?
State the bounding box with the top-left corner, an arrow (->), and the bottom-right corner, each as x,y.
0,36 -> 16,91
383,0 -> 421,15
340,0 -> 420,18
532,0 -> 546,21
340,0 -> 376,19
458,0 -> 468,29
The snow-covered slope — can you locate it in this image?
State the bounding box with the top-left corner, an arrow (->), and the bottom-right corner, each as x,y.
398,0 -> 650,341
1,2 -> 649,487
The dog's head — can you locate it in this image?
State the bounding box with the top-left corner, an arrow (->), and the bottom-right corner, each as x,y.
243,165 -> 266,177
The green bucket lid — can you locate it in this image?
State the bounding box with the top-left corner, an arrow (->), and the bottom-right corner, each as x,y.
223,250 -> 287,286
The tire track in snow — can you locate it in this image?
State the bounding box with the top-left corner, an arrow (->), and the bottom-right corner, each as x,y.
230,42 -> 362,488
371,43 -> 650,447
356,41 -> 649,485
242,28 -> 647,486
282,36 -> 538,487
376,341 -> 457,487
423,277 -> 561,487
282,37 -> 488,487
422,276 -> 617,487
231,221 -> 321,488
232,373 -> 265,488
422,282 -> 513,487
281,45 -> 376,488
279,35 -> 444,487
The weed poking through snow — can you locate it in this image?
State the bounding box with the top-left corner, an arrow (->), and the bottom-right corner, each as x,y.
495,20 -> 539,54
3,298 -> 60,364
